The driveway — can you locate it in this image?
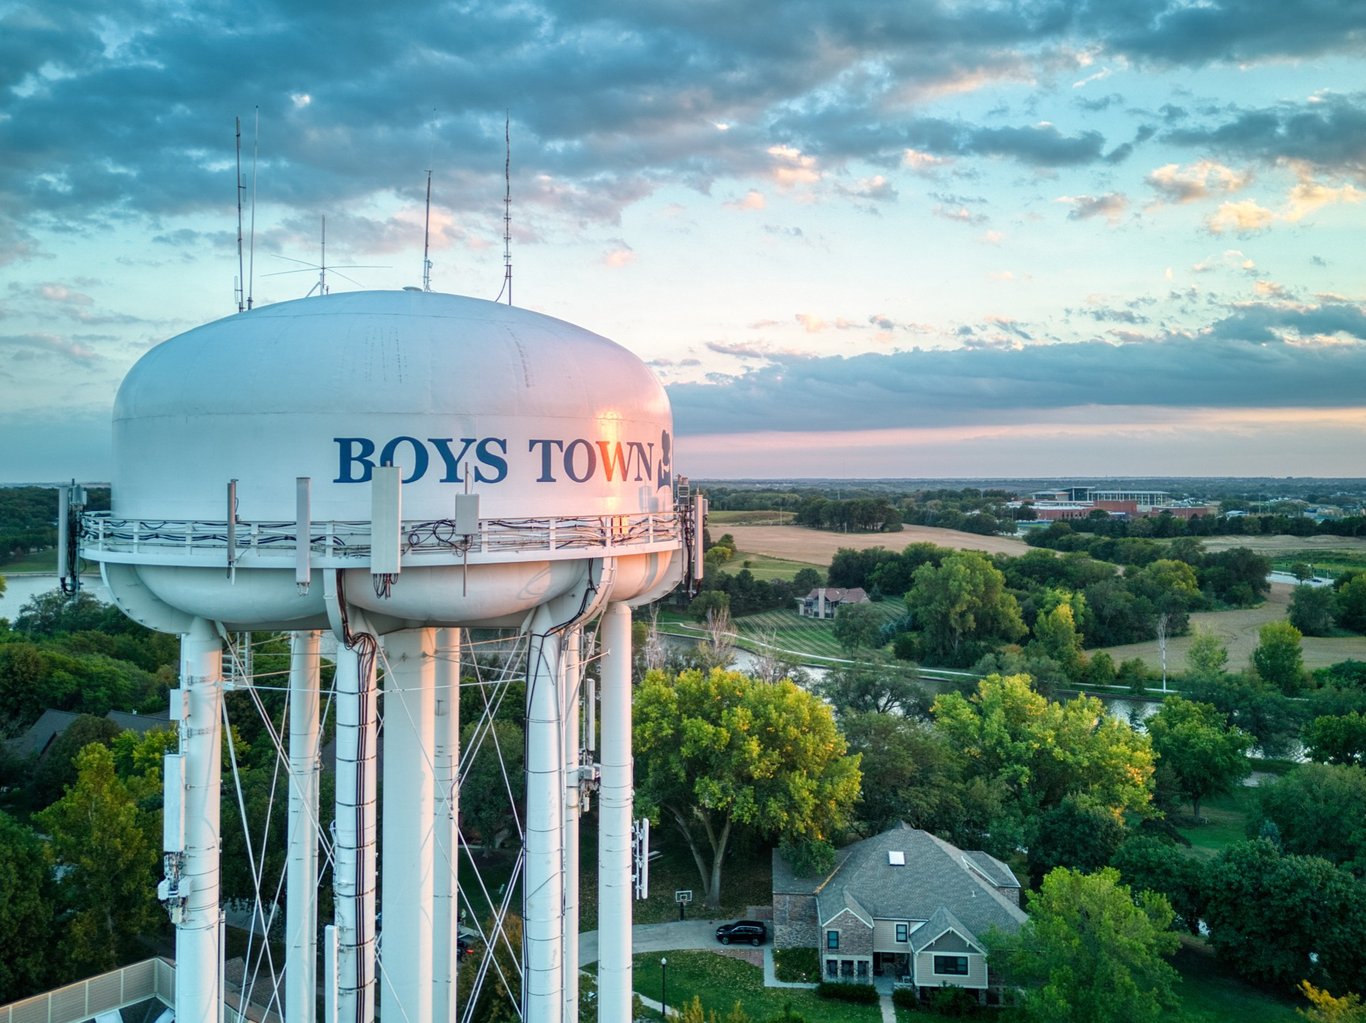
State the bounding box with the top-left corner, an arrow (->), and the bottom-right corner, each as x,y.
579,919 -> 723,966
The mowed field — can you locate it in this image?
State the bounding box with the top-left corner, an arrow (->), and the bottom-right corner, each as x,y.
1095,581 -> 1366,672
717,523 -> 1030,565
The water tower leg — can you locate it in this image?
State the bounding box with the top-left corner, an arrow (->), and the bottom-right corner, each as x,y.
525,605 -> 565,1022
433,627 -> 461,1023
176,617 -> 224,1023
597,601 -> 633,1022
381,628 -> 436,1023
287,631 -> 322,1023
562,627 -> 582,1023
335,635 -> 378,1023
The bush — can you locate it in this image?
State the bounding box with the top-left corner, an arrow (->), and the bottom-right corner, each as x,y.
815,981 -> 879,1004
892,987 -> 920,1010
772,947 -> 820,983
926,985 -> 981,1017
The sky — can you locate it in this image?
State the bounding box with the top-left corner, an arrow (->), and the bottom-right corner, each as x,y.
2,0 -> 1365,483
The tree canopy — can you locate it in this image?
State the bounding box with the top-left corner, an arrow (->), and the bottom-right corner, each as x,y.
930,674 -> 1153,852
634,668 -> 862,908
904,551 -> 1026,666
1145,697 -> 1253,819
1000,867 -> 1179,1023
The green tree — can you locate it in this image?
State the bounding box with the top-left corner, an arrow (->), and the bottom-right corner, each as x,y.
1304,712 -> 1366,767
1253,764 -> 1366,874
815,661 -> 925,716
999,867 -> 1179,1023
1253,620 -> 1306,694
904,551 -> 1026,666
1111,836 -> 1206,935
1337,575 -> 1366,634
1185,626 -> 1229,684
1145,697 -> 1253,820
931,674 -> 1153,852
26,713 -> 123,810
832,600 -> 882,653
634,668 -> 862,908
35,743 -> 161,976
1203,839 -> 1366,992
460,719 -> 525,854
0,811 -> 57,1000
1029,590 -> 1087,679
1290,585 -> 1338,636
1025,796 -> 1127,884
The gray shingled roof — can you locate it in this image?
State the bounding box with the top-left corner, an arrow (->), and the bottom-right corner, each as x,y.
798,823 -> 1026,945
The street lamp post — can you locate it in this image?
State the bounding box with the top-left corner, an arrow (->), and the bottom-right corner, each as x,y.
661,956 -> 668,1019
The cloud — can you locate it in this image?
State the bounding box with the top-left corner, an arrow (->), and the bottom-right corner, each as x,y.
668,298 -> 1366,435
1205,200 -> 1276,234
1146,161 -> 1250,203
1059,192 -> 1128,222
0,332 -> 101,364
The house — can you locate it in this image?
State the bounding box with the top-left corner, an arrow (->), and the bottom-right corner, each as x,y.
796,586 -> 868,619
5,707 -> 174,760
772,823 -> 1026,1000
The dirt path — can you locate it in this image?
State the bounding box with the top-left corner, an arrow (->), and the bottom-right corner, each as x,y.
719,523 -> 1029,566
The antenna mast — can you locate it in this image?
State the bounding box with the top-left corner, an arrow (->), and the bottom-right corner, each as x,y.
235,117 -> 245,312
502,113 -> 512,305
422,169 -> 433,292
247,107 -> 258,310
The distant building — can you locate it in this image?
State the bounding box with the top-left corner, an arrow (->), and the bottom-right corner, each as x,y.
797,587 -> 868,619
772,823 -> 1025,1000
1015,484 -> 1215,523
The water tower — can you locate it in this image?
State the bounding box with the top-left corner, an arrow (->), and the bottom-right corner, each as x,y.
81,290 -> 699,1023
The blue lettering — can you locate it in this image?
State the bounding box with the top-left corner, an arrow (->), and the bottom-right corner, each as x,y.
564,438 -> 597,483
429,437 -> 477,483
475,437 -> 508,484
528,439 -> 563,482
335,437 -> 377,483
379,436 -> 429,484
627,441 -> 654,483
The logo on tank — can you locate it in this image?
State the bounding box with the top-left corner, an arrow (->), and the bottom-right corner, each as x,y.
335,431 -> 672,488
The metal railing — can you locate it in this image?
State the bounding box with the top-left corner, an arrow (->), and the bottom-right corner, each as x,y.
81,509 -> 683,564
0,958 -> 174,1023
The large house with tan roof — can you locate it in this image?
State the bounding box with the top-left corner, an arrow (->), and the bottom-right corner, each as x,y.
772,823 -> 1026,1000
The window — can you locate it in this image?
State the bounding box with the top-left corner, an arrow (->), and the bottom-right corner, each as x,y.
826,930 -> 839,950
895,923 -> 908,943
934,955 -> 970,976
856,961 -> 869,979
826,959 -> 838,978
841,960 -> 854,977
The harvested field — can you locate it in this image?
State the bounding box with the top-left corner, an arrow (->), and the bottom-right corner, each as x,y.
1094,582 -> 1366,673
1202,534 -> 1366,555
718,523 -> 1029,566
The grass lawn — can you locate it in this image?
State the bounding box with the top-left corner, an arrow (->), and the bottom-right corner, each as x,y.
1,549 -> 58,572
714,548 -> 818,582
1170,936 -> 1302,1023
630,832 -> 775,925
1173,788 -> 1257,858
709,510 -> 797,527
633,951 -> 881,1022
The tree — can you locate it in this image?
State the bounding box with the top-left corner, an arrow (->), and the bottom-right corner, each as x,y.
832,601 -> 882,653
1145,697 -> 1253,820
1185,626 -> 1229,684
1025,796 -> 1127,884
1304,712 -> 1366,767
1298,981 -> 1366,1023
26,713 -> 123,810
1111,836 -> 1206,935
634,668 -> 862,909
815,661 -> 925,717
1203,840 -> 1366,992
1290,585 -> 1338,636
1337,575 -> 1366,634
1253,764 -> 1366,874
1253,620 -> 1306,694
0,811 -> 57,1000
904,551 -> 1026,666
1028,590 -> 1086,679
460,719 -> 525,854
931,674 -> 1153,852
999,867 -> 1179,1023
35,743 -> 161,976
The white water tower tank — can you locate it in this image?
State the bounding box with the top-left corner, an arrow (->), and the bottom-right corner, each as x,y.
93,290 -> 682,631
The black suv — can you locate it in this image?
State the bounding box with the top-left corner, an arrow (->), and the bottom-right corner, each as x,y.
715,920 -> 767,946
